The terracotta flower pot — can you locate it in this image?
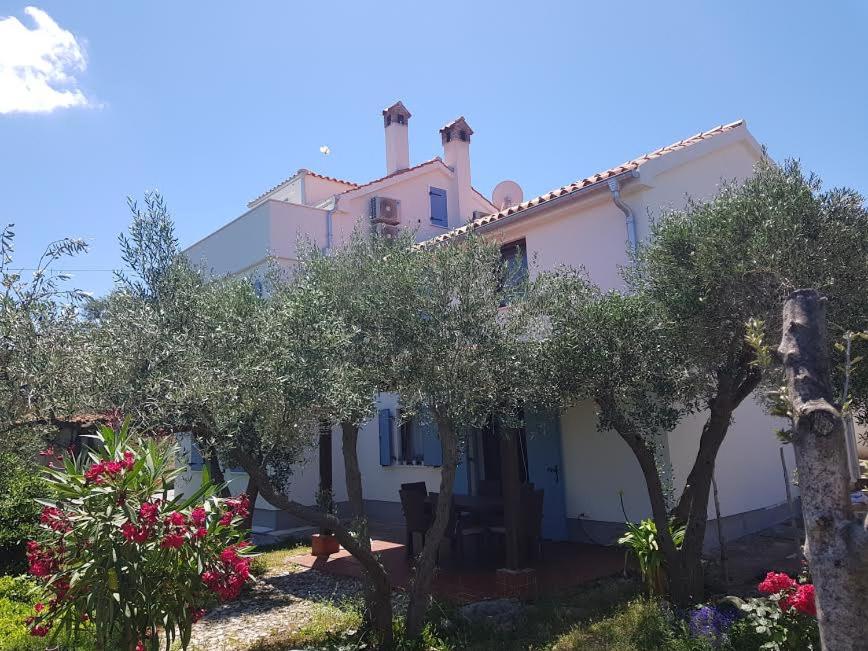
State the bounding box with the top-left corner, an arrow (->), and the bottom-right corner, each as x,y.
311,533 -> 340,556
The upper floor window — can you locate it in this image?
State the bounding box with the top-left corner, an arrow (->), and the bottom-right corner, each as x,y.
429,187 -> 448,227
500,238 -> 528,302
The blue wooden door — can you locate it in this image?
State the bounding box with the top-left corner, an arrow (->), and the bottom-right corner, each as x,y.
524,408 -> 568,540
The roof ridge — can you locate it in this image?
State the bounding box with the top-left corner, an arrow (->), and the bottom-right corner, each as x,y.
336,157 -> 445,196
248,168 -> 358,207
426,119 -> 746,244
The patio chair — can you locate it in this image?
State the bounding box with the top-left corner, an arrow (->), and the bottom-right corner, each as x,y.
426,492 -> 485,566
401,481 -> 428,494
399,488 -> 432,559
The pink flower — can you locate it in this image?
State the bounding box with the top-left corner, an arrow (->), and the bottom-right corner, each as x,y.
758,571 -> 797,595
191,506 -> 207,527
84,462 -> 106,484
790,583 -> 816,617
192,526 -> 207,540
105,461 -> 123,476
40,506 -> 71,533
166,511 -> 186,527
189,607 -> 206,623
135,642 -> 144,651
34,602 -> 45,613
121,521 -> 150,543
122,450 -> 136,470
30,624 -> 50,637
220,547 -> 239,564
161,533 -> 185,549
139,501 -> 159,526
38,447 -> 54,457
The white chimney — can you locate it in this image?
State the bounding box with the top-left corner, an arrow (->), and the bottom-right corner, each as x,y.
440,116 -> 473,222
382,101 -> 411,175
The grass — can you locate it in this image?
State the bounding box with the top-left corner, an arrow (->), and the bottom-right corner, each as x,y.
250,537 -> 311,576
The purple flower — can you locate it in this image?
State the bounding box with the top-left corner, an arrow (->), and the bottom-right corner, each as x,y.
689,605 -> 738,644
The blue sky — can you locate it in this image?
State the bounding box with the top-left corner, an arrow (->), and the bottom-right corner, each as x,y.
2,1 -> 866,297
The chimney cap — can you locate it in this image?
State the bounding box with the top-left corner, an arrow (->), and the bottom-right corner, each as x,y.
383,101 -> 412,127
440,116 -> 473,144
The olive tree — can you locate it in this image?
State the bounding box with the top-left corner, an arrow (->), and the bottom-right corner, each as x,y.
0,223 -> 89,450
623,159 -> 868,603
395,234 -> 537,637
776,290 -> 868,650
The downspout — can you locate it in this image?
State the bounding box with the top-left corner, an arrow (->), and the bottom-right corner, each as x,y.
325,196 -> 338,253
607,177 -> 638,256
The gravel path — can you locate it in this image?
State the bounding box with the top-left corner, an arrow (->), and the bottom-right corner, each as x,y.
188,562 -> 365,651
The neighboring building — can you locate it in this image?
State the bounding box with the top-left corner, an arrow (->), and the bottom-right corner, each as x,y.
179,103 -> 798,547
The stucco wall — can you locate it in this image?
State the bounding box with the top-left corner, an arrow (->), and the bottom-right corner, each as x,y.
184,200 -> 328,276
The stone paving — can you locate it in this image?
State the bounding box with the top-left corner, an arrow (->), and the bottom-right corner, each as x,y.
188,562 -> 364,651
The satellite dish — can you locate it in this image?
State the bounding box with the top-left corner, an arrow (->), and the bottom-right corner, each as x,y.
491,180 -> 523,210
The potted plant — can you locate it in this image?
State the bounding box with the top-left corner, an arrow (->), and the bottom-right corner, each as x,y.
311,488 -> 340,556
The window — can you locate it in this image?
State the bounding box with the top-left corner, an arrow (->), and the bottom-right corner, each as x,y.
500,238 -> 528,302
398,410 -> 424,464
429,187 -> 448,227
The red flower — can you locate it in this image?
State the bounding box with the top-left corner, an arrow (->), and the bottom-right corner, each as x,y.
218,512 -> 232,526
30,624 -> 51,637
121,521 -> 150,543
122,450 -> 136,470
166,511 -> 186,527
191,506 -> 207,527
84,462 -> 106,484
189,607 -> 206,623
105,461 -> 123,476
34,602 -> 45,613
135,642 -> 144,651
40,506 -> 71,533
38,447 -> 54,457
220,547 -> 239,564
192,526 -> 207,540
161,532 -> 185,549
758,571 -> 796,595
26,541 -> 60,578
790,583 -> 816,617
139,501 -> 160,526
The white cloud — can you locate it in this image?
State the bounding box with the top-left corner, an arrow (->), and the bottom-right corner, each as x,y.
0,6 -> 90,114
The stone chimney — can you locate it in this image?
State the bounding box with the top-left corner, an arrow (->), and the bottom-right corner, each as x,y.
440,116 -> 473,222
382,101 -> 411,175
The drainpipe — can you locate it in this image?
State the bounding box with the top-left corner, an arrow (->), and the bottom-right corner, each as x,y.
325,196 -> 338,253
607,177 -> 638,255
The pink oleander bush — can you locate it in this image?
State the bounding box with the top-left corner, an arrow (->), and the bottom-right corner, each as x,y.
24,422 -> 254,651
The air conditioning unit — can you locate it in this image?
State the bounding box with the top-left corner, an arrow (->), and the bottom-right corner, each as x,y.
376,223 -> 400,239
370,197 -> 400,225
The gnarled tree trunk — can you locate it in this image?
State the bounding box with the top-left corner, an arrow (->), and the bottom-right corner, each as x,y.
232,448 -> 394,649
341,421 -> 393,648
778,289 -> 868,650
405,412 -> 458,638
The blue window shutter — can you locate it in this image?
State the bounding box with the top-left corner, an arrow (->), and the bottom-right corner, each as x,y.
429,187 -> 448,226
378,409 -> 393,466
189,441 -> 204,470
420,408 -> 442,466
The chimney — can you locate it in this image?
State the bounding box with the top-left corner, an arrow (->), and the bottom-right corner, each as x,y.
382,101 -> 411,175
440,116 -> 473,222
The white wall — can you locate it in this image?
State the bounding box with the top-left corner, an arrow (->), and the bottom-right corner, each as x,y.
560,401 -> 654,523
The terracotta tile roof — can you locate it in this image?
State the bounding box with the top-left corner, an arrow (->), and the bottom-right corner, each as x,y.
337,157 -> 446,196
425,120 -> 745,244
249,168 -> 358,206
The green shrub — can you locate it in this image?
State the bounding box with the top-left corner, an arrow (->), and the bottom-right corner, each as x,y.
25,423 -> 255,650
0,575 -> 39,603
0,452 -> 50,575
617,518 -> 685,595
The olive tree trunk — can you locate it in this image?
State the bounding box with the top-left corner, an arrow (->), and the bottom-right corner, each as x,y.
404,412 -> 458,638
232,448 -> 394,649
340,421 -> 393,648
778,289 -> 868,650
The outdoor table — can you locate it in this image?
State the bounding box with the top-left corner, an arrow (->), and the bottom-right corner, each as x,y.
425,493 -> 504,516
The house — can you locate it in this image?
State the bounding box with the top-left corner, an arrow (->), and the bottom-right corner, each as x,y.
178,102 -> 799,548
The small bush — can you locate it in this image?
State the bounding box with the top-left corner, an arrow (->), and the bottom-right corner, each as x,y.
0,452 -> 50,575
24,423 -> 255,650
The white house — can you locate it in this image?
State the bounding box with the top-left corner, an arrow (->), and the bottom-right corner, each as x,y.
178,102 -> 799,547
